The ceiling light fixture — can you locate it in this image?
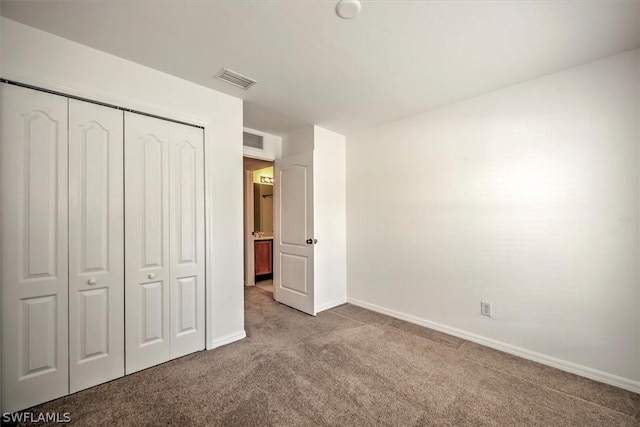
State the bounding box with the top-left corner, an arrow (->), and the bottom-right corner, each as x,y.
336,0 -> 361,19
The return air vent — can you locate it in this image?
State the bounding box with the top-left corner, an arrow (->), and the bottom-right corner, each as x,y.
243,132 -> 264,149
216,68 -> 257,90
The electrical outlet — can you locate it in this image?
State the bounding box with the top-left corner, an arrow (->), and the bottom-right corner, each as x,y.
481,302 -> 492,317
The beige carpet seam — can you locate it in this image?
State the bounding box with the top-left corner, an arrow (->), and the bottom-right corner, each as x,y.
330,307 -> 638,420
474,363 -> 639,421
327,310 -> 369,325
371,322 -> 637,420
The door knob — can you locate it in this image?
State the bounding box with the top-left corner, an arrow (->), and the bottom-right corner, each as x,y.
148,273 -> 156,279
87,278 -> 97,285
306,239 -> 318,245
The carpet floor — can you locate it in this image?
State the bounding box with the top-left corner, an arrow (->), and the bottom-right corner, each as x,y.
10,287 -> 640,426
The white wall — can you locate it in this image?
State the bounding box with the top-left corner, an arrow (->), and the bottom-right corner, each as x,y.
314,126 -> 347,311
0,17 -> 246,349
637,47 -> 640,383
282,126 -> 314,157
347,50 -> 640,391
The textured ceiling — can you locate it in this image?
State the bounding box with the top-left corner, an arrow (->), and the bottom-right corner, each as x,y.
2,0 -> 639,136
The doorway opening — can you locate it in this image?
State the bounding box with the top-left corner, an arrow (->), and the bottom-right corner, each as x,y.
243,157 -> 275,295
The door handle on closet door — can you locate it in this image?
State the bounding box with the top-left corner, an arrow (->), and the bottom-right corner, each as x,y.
148,273 -> 156,280
87,278 -> 97,285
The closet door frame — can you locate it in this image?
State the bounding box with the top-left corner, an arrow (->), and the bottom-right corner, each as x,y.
0,74 -> 222,358
1,78 -> 218,413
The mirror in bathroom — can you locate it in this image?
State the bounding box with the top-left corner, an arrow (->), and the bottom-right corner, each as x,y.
254,183 -> 273,234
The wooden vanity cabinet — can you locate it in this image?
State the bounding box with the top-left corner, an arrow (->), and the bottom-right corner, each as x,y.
255,239 -> 273,281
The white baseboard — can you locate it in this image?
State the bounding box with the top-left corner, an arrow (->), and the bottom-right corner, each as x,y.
316,297 -> 348,313
208,330 -> 246,350
347,297 -> 640,394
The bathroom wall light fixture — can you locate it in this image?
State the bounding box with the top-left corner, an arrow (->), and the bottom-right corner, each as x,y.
260,176 -> 274,184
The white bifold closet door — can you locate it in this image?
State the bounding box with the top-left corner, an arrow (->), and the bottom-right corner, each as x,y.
68,99 -> 125,393
2,84 -> 205,412
1,84 -> 69,412
124,112 -> 205,374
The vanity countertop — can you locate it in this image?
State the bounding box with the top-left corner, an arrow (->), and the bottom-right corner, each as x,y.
254,235 -> 274,241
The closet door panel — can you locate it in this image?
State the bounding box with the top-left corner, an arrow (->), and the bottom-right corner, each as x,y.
1,84 -> 69,412
125,112 -> 171,374
169,124 -> 205,358
68,99 -> 124,393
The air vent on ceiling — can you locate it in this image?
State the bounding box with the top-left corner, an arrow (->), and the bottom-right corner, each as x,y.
243,132 -> 264,149
216,68 -> 257,90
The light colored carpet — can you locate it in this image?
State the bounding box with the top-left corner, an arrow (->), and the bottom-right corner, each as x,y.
10,287 -> 640,426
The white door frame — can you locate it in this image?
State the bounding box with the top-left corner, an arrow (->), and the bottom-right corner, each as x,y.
244,170 -> 256,286
243,155 -> 276,288
0,78 -> 217,391
1,65 -> 245,373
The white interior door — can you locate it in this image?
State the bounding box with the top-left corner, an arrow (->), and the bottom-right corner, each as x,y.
124,112 -> 171,374
168,123 -> 205,359
274,151 -> 315,315
68,99 -> 124,393
1,84 -> 69,412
